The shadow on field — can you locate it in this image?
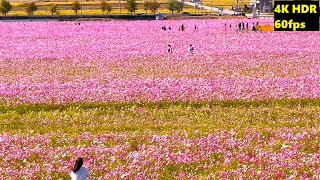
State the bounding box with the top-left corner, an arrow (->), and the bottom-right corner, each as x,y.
1,99 -> 320,114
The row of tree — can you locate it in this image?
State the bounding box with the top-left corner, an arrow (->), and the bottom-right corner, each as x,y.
0,0 -> 52,16
0,0 -> 185,16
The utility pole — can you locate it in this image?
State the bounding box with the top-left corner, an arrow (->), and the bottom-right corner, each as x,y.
119,0 -> 121,14
81,0 -> 83,18
240,0 -> 242,16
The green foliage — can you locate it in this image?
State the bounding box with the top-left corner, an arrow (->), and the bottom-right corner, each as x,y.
71,0 -> 81,15
167,0 -> 183,14
142,1 -> 149,14
125,0 -> 137,15
100,1 -> 107,14
100,0 -> 112,15
174,1 -> 184,13
25,2 -> 37,15
49,4 -> 58,16
168,0 -> 175,14
1,99 -> 320,135
0,0 -> 12,16
105,3 -> 112,14
149,0 -> 160,14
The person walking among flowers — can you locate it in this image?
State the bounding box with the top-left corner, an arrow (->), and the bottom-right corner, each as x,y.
188,44 -> 194,53
70,157 -> 90,180
168,44 -> 173,54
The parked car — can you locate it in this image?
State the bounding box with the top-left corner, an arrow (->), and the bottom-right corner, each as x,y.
156,13 -> 165,20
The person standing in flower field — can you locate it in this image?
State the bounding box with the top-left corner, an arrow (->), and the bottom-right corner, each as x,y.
252,23 -> 255,31
181,24 -> 185,31
168,44 -> 173,54
188,44 -> 194,53
70,157 -> 90,180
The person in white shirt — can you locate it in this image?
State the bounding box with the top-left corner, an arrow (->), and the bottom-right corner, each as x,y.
70,157 -> 90,180
168,44 -> 173,54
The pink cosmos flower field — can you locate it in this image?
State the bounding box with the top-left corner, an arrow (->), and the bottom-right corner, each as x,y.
0,20 -> 319,104
0,20 -> 319,179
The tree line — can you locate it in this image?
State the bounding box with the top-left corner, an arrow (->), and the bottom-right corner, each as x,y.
0,0 -> 185,16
